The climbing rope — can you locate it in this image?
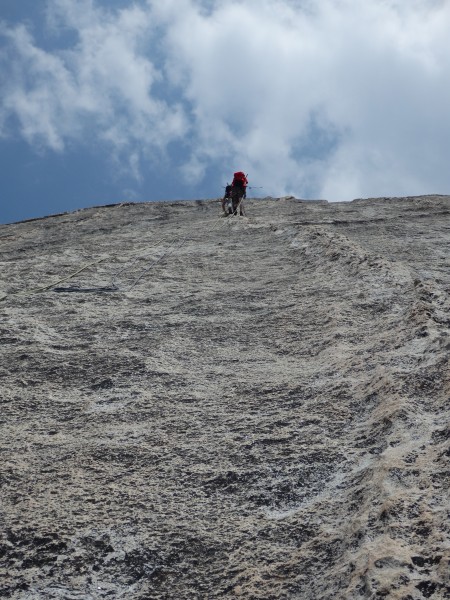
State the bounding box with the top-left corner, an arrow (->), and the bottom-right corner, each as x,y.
127,235 -> 190,291
0,257 -> 107,303
109,233 -> 172,289
0,200 -> 246,302
119,199 -> 243,291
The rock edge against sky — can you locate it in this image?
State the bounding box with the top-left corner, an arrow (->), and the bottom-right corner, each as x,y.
0,195 -> 449,599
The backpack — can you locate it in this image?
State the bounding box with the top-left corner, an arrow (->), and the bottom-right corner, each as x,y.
233,171 -> 247,186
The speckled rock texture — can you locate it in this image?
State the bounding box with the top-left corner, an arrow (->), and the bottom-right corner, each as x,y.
0,196 -> 449,599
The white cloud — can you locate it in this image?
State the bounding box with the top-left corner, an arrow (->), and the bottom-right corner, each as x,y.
150,0 -> 450,198
1,0 -> 450,200
0,0 -> 188,173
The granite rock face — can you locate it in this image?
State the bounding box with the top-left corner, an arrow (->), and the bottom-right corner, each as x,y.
0,195 -> 449,599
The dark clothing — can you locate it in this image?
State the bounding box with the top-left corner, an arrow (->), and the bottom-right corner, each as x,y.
232,181 -> 246,199
223,184 -> 232,200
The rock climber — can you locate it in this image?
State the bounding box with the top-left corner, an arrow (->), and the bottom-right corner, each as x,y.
221,184 -> 233,214
232,171 -> 248,216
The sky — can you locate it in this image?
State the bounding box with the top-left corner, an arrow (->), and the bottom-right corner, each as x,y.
1,0 -> 449,224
